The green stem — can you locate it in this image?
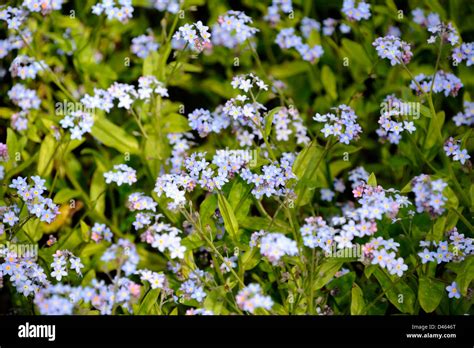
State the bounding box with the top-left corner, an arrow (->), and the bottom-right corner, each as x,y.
450,208 -> 474,233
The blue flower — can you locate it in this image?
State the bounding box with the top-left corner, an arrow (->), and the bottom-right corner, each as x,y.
446,281 -> 461,299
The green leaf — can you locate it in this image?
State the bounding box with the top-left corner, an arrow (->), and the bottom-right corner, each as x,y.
228,178 -> 252,222
313,259 -> 345,290
163,113 -> 191,133
341,39 -> 372,73
200,194 -> 218,220
217,193 -> 239,243
90,169 -> 106,215
241,248 -> 260,271
80,221 -> 90,242
54,188 -> 80,204
91,117 -> 140,154
373,268 -> 415,314
203,286 -> 227,314
454,256 -> 474,296
367,172 -> 377,187
293,141 -> 326,206
239,216 -> 292,234
264,107 -> 282,139
144,132 -> 167,178
418,276 -> 444,313
37,134 -> 56,177
423,111 -> 444,150
138,288 -> 160,315
321,65 -> 337,100
269,61 -> 309,79
351,283 -> 366,315
23,219 -> 42,242
431,216 -> 446,242
401,180 -> 412,193
6,128 -> 19,163
444,186 -> 459,209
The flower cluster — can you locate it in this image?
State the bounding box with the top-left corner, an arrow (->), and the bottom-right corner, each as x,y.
0,31 -> 30,59
376,95 -> 416,144
137,270 -> 167,290
50,250 -> 84,281
8,84 -> 41,111
104,164 -> 137,186
412,8 -> 440,28
211,11 -> 258,49
34,277 -> 141,315
154,173 -> 195,209
187,107 -> 230,137
250,231 -> 298,265
138,215 -> 186,259
300,216 -> 336,250
11,111 -> 29,131
271,107 -> 310,144
444,137 -> 470,165
101,239 -> 140,276
275,27 -> 324,63
179,277 -> 206,302
313,105 -> 362,144
186,308 -> 214,315
168,132 -> 194,173
264,0 -> 293,24
9,55 -> 45,80
153,0 -> 180,13
322,18 -> 351,36
427,21 -> 459,46
453,101 -> 474,127
348,166 -> 369,188
412,175 -> 447,216
131,32 -> 159,58
418,228 -> 473,265
0,246 -> 48,297
301,180 -> 411,253
366,237 -> 408,277
91,223 -> 113,243
0,6 -> 28,30
452,42 -> 473,66
241,152 -> 296,199
301,17 -> 322,37
410,71 -> 463,97
81,76 -> 168,112
23,0 -> 64,14
8,176 -> 60,224
173,22 -> 211,52
236,283 -> 273,313
59,110 -> 94,140
341,0 -> 371,21
184,150 -> 246,192
372,36 -> 413,66
128,193 -> 157,212
91,0 -> 134,23
222,74 -> 268,134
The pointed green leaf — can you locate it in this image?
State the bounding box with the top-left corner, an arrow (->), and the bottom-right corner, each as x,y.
418,276 -> 444,313
217,193 -> 239,243
351,283 -> 366,315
